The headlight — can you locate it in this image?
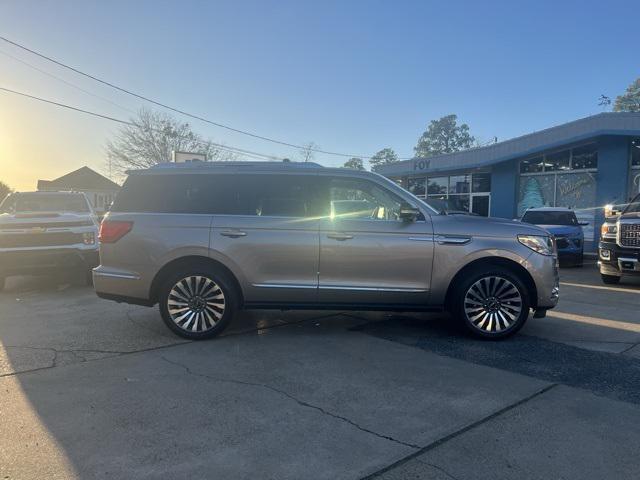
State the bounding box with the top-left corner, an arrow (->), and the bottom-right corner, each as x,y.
518,235 -> 554,255
600,223 -> 617,236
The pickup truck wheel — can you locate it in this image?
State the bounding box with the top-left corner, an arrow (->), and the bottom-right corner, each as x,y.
452,268 -> 530,339
158,267 -> 237,340
601,274 -> 620,285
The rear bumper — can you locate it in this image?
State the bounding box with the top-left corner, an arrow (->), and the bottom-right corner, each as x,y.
0,247 -> 99,277
598,241 -> 640,277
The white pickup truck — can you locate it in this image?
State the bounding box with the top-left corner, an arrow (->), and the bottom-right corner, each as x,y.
0,191 -> 100,291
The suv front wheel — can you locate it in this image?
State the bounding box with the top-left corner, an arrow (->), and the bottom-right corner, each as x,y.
158,267 -> 237,340
451,267 -> 531,339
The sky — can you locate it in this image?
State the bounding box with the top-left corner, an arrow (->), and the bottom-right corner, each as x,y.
0,0 -> 638,190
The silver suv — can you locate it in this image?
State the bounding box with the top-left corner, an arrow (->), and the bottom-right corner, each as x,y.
94,162 -> 559,339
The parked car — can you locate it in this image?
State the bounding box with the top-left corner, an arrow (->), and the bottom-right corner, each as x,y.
0,191 -> 99,290
598,193 -> 640,284
520,207 -> 587,266
94,162 -> 559,340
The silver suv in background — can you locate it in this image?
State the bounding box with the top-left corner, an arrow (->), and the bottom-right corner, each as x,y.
0,191 -> 99,291
94,162 -> 559,340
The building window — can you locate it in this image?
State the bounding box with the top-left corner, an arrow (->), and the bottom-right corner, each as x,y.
407,177 -> 426,197
572,144 -> 598,170
520,157 -> 544,174
520,143 -> 597,174
448,175 -> 470,194
472,172 -> 491,193
632,138 -> 640,167
545,150 -> 570,172
427,177 -> 448,195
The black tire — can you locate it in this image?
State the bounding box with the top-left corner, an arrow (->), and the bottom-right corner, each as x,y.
85,269 -> 94,286
158,266 -> 238,340
450,267 -> 531,339
601,274 -> 620,285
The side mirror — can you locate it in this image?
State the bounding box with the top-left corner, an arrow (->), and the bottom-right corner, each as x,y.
399,203 -> 420,222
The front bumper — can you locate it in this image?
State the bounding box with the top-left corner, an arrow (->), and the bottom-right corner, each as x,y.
525,251 -> 560,309
598,241 -> 640,277
0,247 -> 99,277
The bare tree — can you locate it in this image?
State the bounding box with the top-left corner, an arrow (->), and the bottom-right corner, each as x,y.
106,108 -> 237,176
299,141 -> 318,163
0,181 -> 12,203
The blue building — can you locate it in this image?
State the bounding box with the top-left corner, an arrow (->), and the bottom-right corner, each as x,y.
377,112 -> 640,251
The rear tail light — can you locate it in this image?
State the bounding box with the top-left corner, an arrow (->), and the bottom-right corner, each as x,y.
99,220 -> 133,243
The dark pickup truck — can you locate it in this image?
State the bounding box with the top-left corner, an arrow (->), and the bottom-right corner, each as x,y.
599,193 -> 640,284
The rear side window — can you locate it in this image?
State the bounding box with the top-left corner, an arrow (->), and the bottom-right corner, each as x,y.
112,173 -> 324,217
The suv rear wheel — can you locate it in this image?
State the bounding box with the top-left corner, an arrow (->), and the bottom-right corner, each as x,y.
158,267 -> 237,340
451,267 -> 530,339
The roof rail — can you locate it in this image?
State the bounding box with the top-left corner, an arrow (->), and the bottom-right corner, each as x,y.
150,161 -> 323,169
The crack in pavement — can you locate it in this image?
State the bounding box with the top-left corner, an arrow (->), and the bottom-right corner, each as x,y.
0,311 -> 353,378
417,461 -> 460,480
159,355 -> 421,450
360,383 -> 558,479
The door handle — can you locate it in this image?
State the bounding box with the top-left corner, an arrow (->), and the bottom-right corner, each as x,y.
327,233 -> 354,241
220,230 -> 247,238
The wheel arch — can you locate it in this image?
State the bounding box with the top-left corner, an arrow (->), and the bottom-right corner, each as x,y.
149,255 -> 244,306
444,256 -> 538,309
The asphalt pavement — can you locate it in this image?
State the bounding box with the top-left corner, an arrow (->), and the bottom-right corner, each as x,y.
1,262 -> 639,479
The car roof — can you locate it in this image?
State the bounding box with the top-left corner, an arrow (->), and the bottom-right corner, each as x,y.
525,207 -> 574,212
127,161 -> 387,180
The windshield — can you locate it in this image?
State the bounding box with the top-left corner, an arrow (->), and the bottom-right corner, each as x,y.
2,194 -> 90,213
522,211 -> 578,226
623,194 -> 640,214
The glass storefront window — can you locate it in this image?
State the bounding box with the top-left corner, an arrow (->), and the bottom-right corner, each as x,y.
427,177 -> 448,195
632,138 -> 640,167
472,173 -> 491,192
572,144 -> 598,170
407,177 -> 426,196
520,157 -> 544,173
448,175 -> 470,194
448,195 -> 470,212
544,150 -> 570,172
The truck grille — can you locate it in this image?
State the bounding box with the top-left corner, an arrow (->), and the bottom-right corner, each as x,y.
620,223 -> 640,248
0,232 -> 84,248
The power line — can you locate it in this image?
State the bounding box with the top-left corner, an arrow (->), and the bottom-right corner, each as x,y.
0,35 -> 403,160
0,86 -> 282,161
0,48 -> 137,115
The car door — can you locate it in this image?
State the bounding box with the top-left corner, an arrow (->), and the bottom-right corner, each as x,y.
211,173 -> 323,305
318,176 -> 434,306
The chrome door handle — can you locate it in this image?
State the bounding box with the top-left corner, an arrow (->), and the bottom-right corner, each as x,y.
220,230 -> 247,238
327,233 -> 354,241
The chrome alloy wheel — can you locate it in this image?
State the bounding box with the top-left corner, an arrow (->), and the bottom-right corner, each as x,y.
463,276 -> 523,333
167,276 -> 225,333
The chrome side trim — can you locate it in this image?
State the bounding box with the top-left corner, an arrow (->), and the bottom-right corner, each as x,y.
93,271 -> 140,280
435,235 -> 471,245
253,283 -> 317,289
318,285 -> 428,293
408,236 -> 435,242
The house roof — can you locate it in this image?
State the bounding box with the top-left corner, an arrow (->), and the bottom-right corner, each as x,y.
38,166 -> 120,192
377,112 -> 640,176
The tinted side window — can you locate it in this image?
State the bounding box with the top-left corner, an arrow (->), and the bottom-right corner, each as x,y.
112,173 -> 324,217
329,178 -> 413,221
112,174 -> 231,214
238,175 -> 325,217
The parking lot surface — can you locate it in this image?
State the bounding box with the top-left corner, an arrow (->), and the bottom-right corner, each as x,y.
1,261 -> 639,479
